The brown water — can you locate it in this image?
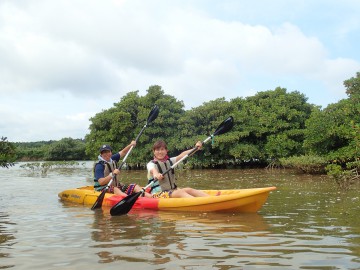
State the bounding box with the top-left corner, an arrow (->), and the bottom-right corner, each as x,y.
1,162 -> 359,269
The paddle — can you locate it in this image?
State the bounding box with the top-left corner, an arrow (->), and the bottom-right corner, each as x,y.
110,116 -> 234,216
91,105 -> 160,210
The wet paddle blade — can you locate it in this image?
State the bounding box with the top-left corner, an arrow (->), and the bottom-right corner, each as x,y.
147,105 -> 159,124
134,105 -> 160,141
213,116 -> 234,136
91,189 -> 106,210
110,191 -> 143,216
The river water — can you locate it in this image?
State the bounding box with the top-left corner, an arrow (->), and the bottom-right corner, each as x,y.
0,162 -> 359,269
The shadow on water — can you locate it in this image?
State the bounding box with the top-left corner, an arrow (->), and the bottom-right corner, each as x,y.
90,208 -> 271,266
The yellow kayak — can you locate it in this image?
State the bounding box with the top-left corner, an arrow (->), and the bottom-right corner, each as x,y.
58,186 -> 276,213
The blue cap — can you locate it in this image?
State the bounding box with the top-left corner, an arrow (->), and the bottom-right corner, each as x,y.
99,144 -> 112,153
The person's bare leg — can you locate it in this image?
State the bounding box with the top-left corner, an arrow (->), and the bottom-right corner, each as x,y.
170,189 -> 194,198
113,187 -> 127,196
133,185 -> 152,198
182,187 -> 209,197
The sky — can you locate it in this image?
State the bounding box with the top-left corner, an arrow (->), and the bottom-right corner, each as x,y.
1,0 -> 359,142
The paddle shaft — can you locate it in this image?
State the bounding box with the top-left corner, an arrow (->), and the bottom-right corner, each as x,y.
115,104 -> 159,171
161,116 -> 233,173
91,105 -> 159,210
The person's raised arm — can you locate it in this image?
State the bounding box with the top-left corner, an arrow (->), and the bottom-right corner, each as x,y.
175,141 -> 202,162
119,140 -> 136,157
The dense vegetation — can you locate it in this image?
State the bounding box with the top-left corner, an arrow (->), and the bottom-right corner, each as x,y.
13,138 -> 89,161
0,137 -> 16,168
3,72 -> 360,188
83,85 -> 314,169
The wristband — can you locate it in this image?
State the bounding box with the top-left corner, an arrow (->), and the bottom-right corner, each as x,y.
109,173 -> 113,178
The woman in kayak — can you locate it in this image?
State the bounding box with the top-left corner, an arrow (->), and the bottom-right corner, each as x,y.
94,142 -> 151,197
147,140 -> 209,198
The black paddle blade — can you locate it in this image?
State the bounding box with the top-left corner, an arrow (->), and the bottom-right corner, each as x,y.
91,189 -> 107,210
213,116 -> 234,136
147,105 -> 159,124
110,191 -> 143,216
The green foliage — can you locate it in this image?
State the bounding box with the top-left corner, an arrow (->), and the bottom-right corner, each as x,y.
344,71 -> 360,105
304,100 -> 355,159
230,87 -> 313,163
304,72 -> 360,175
14,139 -> 88,161
326,163 -> 360,190
280,155 -> 328,174
14,140 -> 53,161
229,143 -> 262,161
0,137 -> 16,168
85,85 -> 186,166
141,86 -> 185,155
45,138 -> 89,161
265,133 -> 302,159
177,98 -> 236,167
291,71 -> 359,184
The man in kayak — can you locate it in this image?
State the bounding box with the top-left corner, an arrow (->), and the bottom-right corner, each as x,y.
94,142 -> 151,197
147,140 -> 209,198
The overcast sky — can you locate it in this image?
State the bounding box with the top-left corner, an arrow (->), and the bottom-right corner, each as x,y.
1,0 -> 359,142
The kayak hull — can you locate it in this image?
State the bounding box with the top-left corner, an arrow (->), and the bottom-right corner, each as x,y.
58,186 -> 276,213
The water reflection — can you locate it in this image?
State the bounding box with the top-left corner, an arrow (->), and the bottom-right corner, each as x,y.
0,211 -> 16,269
90,208 -> 270,266
65,168 -> 360,269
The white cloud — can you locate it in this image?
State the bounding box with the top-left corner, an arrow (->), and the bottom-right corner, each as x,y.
0,0 -> 359,141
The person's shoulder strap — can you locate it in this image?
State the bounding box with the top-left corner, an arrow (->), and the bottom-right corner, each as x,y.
93,160 -> 106,174
94,160 -> 113,173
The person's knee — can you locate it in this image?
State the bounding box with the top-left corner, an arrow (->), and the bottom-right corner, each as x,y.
172,189 -> 192,198
113,187 -> 121,195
